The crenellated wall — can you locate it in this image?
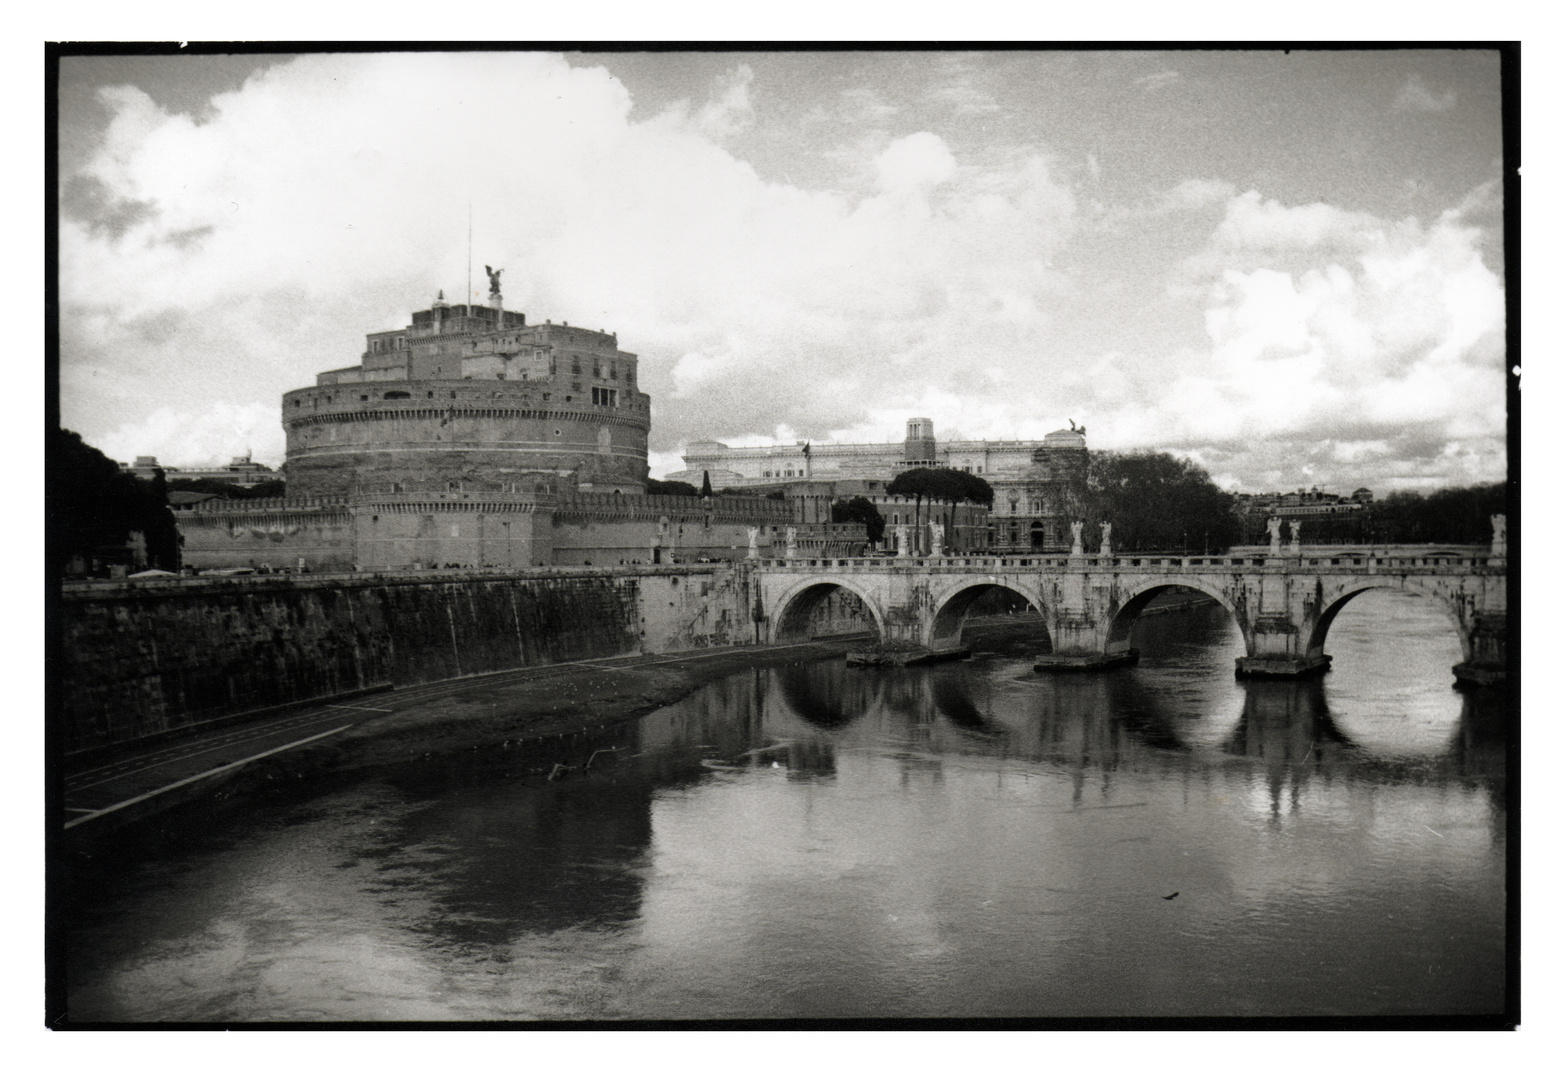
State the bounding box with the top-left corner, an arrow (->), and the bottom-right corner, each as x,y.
56,566 -> 757,756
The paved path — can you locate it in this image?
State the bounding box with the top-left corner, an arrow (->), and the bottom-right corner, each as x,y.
62,642 -> 853,831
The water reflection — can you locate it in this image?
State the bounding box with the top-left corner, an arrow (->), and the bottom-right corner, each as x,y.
65,599 -> 1508,1021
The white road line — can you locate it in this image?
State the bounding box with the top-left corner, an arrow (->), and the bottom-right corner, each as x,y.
64,723 -> 356,830
324,704 -> 394,712
66,721 -> 347,788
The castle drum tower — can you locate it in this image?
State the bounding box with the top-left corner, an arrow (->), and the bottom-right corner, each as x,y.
281,291 -> 651,498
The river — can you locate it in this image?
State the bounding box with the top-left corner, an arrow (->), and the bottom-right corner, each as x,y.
62,589 -> 1508,1021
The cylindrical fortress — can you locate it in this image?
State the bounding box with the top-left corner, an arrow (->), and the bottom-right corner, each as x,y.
282,295 -> 651,498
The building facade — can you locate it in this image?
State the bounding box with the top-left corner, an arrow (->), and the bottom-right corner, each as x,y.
125,452 -> 278,488
672,418 -> 1090,554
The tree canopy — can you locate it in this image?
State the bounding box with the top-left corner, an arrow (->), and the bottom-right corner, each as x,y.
830,496 -> 886,545
1366,483 -> 1508,545
50,428 -> 181,573
1086,451 -> 1239,553
167,477 -> 286,500
887,467 -> 994,509
645,478 -> 701,497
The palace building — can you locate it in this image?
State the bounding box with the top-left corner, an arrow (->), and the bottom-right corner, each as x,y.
670,418 -> 1090,554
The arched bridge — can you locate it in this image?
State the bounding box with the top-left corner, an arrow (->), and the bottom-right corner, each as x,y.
749,547 -> 1509,685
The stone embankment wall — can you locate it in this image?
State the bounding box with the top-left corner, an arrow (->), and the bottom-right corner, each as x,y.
57,566 -> 755,756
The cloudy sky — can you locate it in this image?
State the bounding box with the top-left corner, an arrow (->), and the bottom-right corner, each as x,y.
56,47 -> 1508,494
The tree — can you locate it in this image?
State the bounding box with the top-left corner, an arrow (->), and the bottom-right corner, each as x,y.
888,468 -> 992,552
49,428 -> 182,574
886,468 -> 939,549
930,470 -> 993,550
167,477 -> 285,500
700,470 -> 713,498
644,479 -> 700,497
1086,451 -> 1240,553
830,496 -> 886,545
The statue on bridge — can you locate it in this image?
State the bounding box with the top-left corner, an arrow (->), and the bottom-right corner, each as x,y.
1288,520 -> 1301,554
1099,521 -> 1112,556
785,525 -> 798,559
929,521 -> 944,556
747,526 -> 760,560
1070,520 -> 1084,555
1491,514 -> 1507,556
895,524 -> 911,557
1267,516 -> 1283,555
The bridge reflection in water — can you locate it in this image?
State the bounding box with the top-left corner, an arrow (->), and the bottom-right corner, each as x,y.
750,593 -> 1508,847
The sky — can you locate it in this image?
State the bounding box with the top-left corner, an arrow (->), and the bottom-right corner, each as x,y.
55,47 -> 1509,494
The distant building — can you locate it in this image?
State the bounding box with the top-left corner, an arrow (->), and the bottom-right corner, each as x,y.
671,418 -> 1089,554
1232,487 -> 1372,544
125,453 -> 278,488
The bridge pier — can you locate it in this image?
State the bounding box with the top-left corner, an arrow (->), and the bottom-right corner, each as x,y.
1452,614 -> 1508,686
1034,612 -> 1138,671
1235,614 -> 1331,679
1235,655 -> 1331,679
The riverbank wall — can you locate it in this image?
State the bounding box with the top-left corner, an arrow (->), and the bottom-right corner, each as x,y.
56,565 -> 755,756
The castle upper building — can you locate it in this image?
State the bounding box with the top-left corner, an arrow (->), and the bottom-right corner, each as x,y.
282,290 -> 650,498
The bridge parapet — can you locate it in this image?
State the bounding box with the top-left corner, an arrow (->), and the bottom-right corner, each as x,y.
754,553 -> 1503,575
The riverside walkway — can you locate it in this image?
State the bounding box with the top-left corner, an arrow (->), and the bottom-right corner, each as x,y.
62,640 -> 856,835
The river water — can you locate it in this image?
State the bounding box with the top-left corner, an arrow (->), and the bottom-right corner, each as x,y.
63,591 -> 1508,1021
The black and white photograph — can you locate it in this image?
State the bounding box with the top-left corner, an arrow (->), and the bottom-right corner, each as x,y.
46,42 -> 1519,1032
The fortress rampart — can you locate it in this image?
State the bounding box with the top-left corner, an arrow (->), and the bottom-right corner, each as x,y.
173,491 -> 850,571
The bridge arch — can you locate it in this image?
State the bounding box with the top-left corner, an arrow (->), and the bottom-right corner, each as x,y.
929,578 -> 1050,650
771,576 -> 885,644
1102,578 -> 1248,657
1306,579 -> 1469,662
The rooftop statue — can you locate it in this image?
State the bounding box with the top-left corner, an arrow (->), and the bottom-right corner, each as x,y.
485,265 -> 503,294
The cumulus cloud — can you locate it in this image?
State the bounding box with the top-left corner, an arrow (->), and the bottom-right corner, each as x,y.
1136,70 -> 1181,91
1394,73 -> 1456,112
60,55 -> 1079,471
1074,188 -> 1505,492
691,64 -> 756,141
873,131 -> 958,191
